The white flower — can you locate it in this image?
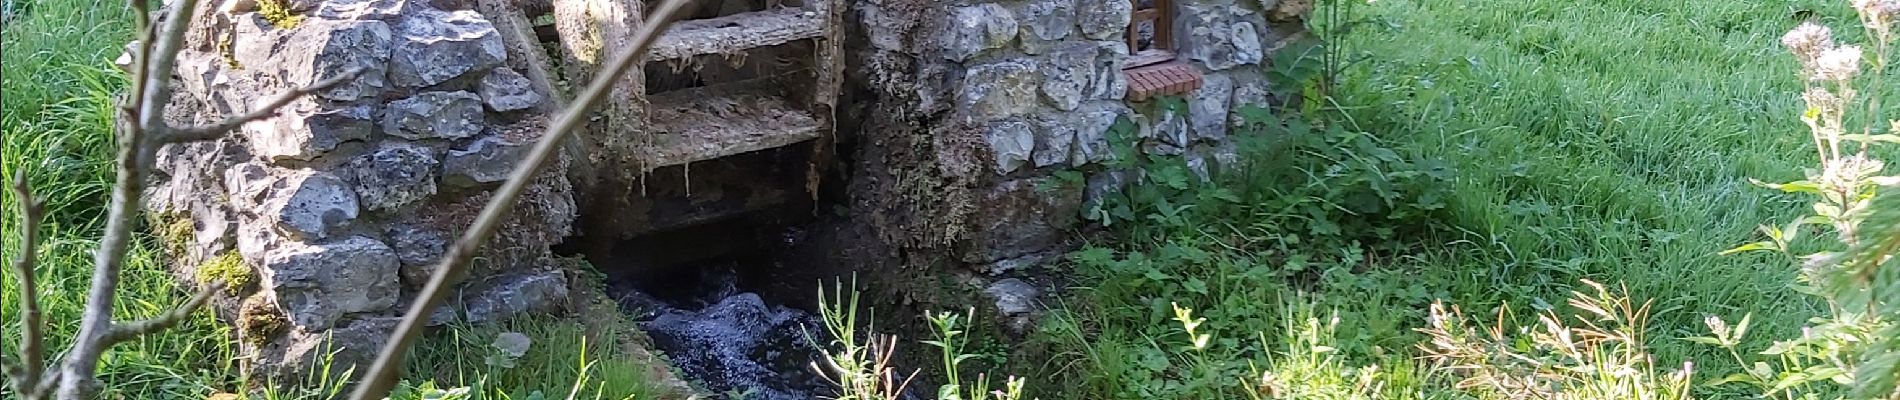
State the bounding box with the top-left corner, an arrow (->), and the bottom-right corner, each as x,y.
1781,21 -> 1835,61
1813,45 -> 1864,81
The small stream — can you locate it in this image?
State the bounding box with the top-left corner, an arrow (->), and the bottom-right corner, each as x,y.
611,261 -> 834,400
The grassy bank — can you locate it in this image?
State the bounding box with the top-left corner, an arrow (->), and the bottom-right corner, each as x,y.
1017,0 -> 1872,399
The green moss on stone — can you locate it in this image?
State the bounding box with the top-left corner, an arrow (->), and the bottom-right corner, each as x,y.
258,0 -> 303,29
195,251 -> 255,292
239,305 -> 288,347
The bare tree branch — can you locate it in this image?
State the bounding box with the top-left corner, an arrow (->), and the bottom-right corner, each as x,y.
4,172 -> 47,400
162,69 -> 366,144
54,0 -> 231,396
103,282 -> 223,344
347,0 -> 693,398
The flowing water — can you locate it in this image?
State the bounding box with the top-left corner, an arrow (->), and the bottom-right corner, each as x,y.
612,261 -> 833,400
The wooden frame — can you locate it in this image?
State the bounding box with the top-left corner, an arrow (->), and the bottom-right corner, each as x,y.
1125,0 -> 1175,69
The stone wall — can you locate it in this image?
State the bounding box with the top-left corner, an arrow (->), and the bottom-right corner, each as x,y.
146,0 -> 1309,380
152,0 -> 575,376
842,0 -> 1307,322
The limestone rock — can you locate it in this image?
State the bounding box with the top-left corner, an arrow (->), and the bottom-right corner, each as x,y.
1229,72 -> 1277,126
1040,43 -> 1095,111
453,270 -> 569,324
1030,116 -> 1076,168
1175,4 -> 1265,71
478,67 -> 541,111
385,224 -> 447,283
1078,0 -> 1131,40
958,60 -> 1040,122
251,169 -> 360,241
255,316 -> 399,380
283,19 -> 395,102
1084,169 -> 1140,213
985,119 -> 1034,174
243,100 -> 375,162
985,278 -> 1039,317
1067,103 -> 1132,166
1087,41 -> 1130,102
314,0 -> 427,20
985,278 -> 1041,334
347,142 -> 438,212
962,178 -> 1083,263
1185,142 -> 1241,181
1142,106 -> 1190,156
941,4 -> 1017,62
443,134 -> 525,185
1017,0 -> 1075,52
390,8 -> 506,88
257,236 -> 400,330
383,91 -> 485,140
1188,72 -> 1233,142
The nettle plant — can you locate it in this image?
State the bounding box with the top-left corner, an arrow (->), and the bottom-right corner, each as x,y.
1713,1 -> 1900,398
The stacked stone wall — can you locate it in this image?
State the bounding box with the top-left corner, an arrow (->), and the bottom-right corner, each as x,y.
152,0 -> 574,375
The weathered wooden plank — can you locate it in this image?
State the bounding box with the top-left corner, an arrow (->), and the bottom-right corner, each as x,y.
646,7 -> 825,61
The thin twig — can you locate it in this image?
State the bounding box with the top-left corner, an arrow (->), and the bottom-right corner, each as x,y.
346,0 -> 691,398
5,172 -> 47,400
55,0 -> 224,396
102,282 -> 223,344
163,69 -> 365,144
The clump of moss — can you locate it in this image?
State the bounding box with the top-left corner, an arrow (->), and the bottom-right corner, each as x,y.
156,212 -> 195,256
217,30 -> 242,70
239,297 -> 288,347
258,0 -> 303,29
195,251 -> 255,292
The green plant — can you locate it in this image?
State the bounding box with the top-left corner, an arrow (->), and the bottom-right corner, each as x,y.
811,279 -> 914,400
1711,3 -> 1900,398
1418,280 -> 1695,400
923,309 -> 1027,400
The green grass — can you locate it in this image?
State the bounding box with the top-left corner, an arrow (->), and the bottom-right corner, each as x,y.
2,0 -> 1887,398
1019,0 -> 1878,399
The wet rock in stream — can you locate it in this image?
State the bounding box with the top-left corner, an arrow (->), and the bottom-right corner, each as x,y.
616,277 -> 830,399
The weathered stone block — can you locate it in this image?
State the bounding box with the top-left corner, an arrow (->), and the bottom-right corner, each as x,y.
1141,105 -> 1190,156
1016,0 -> 1075,53
453,270 -> 569,324
250,168 -> 361,241
479,67 -> 541,111
283,18 -> 395,102
1039,42 -> 1095,111
390,8 -> 506,88
257,236 -> 399,330
347,142 -> 438,212
1087,41 -> 1130,102
1030,116 -> 1076,168
383,91 -> 485,140
1229,70 -> 1278,126
1188,72 -> 1233,142
314,0 -> 428,20
1174,3 -> 1265,71
1067,102 -> 1132,166
985,119 -> 1034,174
443,134 -> 525,185
962,178 -> 1083,263
958,59 -> 1041,122
1078,0 -> 1131,40
385,224 -> 447,284
941,4 -> 1017,62
243,99 -> 375,163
